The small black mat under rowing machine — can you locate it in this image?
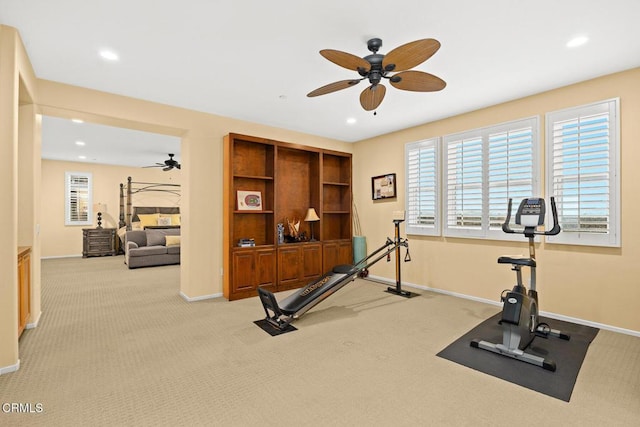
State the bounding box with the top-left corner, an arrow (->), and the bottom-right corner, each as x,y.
437,313 -> 599,401
254,319 -> 297,336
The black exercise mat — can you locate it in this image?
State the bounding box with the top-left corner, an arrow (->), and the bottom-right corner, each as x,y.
254,319 -> 297,336
437,313 -> 599,401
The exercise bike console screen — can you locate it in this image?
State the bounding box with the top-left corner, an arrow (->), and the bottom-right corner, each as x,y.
516,198 -> 546,227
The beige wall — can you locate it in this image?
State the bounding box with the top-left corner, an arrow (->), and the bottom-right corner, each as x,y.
353,67 -> 640,332
0,26 -> 39,372
40,160 -> 182,257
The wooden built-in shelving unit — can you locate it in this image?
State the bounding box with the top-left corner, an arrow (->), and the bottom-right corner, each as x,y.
223,133 -> 352,300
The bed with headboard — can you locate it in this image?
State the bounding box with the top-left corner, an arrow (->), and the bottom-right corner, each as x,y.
118,177 -> 181,244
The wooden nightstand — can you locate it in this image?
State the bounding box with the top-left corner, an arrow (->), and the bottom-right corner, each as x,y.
83,228 -> 117,258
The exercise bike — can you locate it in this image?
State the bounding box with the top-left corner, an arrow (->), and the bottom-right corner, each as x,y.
470,197 -> 570,371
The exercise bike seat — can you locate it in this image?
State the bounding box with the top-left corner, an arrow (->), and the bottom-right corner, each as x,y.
497,256 -> 536,267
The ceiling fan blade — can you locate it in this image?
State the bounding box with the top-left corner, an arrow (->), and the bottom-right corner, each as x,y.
382,38 -> 441,72
390,71 -> 446,92
307,79 -> 362,97
163,166 -> 173,171
176,164 -> 181,170
320,49 -> 371,72
360,84 -> 386,111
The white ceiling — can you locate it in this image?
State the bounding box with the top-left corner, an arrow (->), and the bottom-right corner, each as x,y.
2,0 -> 640,166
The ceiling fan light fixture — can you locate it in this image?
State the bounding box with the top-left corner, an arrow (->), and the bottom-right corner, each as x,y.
309,37 -> 445,111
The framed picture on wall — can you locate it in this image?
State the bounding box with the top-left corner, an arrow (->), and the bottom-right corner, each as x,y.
371,173 -> 397,200
237,190 -> 263,210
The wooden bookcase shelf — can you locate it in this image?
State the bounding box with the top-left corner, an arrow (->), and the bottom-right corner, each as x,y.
223,133 -> 352,300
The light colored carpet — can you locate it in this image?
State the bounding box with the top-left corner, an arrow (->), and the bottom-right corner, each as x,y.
1,256 -> 639,426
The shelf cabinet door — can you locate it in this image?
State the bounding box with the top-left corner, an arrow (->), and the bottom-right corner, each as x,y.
278,243 -> 323,290
232,250 -> 256,293
231,248 -> 276,298
278,246 -> 301,288
323,240 -> 353,271
302,243 -> 322,281
255,248 -> 276,291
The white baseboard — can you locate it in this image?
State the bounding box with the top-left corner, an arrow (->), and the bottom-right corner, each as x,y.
179,291 -> 222,302
366,274 -> 640,338
0,359 -> 20,376
41,254 -> 82,259
27,311 -> 42,329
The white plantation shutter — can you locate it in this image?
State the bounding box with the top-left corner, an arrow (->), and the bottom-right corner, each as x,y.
487,123 -> 536,237
405,138 -> 439,236
443,117 -> 539,239
65,172 -> 93,225
445,136 -> 483,235
546,99 -> 620,247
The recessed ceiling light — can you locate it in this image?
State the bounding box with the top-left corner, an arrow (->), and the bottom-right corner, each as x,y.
71,118 -> 84,124
78,155 -> 87,160
346,117 -> 357,125
75,140 -> 86,146
566,35 -> 589,48
99,49 -> 119,61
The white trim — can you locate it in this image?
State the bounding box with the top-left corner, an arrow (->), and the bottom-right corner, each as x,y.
65,171 -> 93,226
365,274 -> 640,338
442,116 -> 540,241
0,359 -> 20,376
27,311 -> 42,329
545,98 -> 620,247
179,291 -> 222,302
41,254 -> 83,260
405,137 -> 441,236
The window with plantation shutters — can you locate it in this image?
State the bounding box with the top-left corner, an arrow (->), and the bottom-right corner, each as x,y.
443,117 -> 539,239
65,172 -> 93,226
405,138 -> 439,236
545,99 -> 620,247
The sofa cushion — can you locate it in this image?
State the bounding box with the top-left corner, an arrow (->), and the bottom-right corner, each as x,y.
129,246 -> 168,257
126,230 -> 147,247
167,245 -> 181,255
146,230 -> 166,246
165,235 -> 180,246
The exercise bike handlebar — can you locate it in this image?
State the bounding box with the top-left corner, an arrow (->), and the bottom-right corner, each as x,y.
502,197 -> 561,236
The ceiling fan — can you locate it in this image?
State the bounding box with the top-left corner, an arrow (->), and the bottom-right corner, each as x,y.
307,37 -> 446,111
143,153 -> 181,171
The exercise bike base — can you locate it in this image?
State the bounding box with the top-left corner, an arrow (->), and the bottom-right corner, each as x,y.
385,286 -> 418,298
470,339 -> 557,372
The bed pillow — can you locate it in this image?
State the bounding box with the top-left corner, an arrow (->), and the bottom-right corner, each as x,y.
165,235 -> 181,246
157,216 -> 172,226
160,213 -> 181,226
137,213 -> 159,228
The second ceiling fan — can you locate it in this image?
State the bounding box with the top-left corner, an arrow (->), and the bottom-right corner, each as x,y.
307,37 -> 446,111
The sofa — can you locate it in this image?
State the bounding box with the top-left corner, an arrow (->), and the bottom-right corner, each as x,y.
125,228 -> 181,269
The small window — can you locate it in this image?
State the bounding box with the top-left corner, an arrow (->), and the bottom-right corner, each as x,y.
65,172 -> 93,226
405,138 -> 440,236
545,98 -> 620,247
